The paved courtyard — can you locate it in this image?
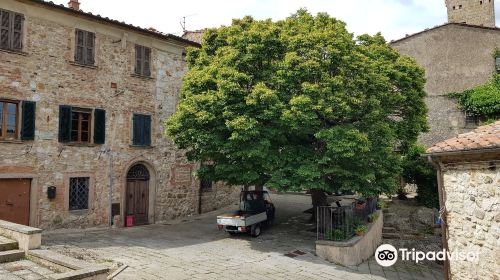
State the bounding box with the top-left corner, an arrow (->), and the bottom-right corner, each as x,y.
42,194 -> 444,280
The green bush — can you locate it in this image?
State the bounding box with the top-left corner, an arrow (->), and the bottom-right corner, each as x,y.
325,228 -> 351,241
402,145 -> 440,209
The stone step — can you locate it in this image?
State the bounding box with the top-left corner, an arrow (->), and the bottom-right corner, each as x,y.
0,250 -> 24,263
383,222 -> 395,228
0,236 -> 18,252
382,233 -> 401,239
382,227 -> 396,233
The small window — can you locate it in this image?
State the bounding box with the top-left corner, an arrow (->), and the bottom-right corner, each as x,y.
0,100 -> 19,140
480,1 -> 483,5
69,177 -> 89,211
459,5 -> 463,9
134,45 -> 151,77
74,29 -> 95,65
0,9 -> 24,52
495,55 -> 500,73
200,178 -> 212,192
132,113 -> 151,146
71,109 -> 92,143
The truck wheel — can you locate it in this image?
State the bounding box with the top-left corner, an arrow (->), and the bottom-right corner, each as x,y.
251,224 -> 261,237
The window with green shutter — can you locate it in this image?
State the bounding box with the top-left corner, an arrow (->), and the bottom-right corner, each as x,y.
58,106 -> 105,144
132,113 -> 151,146
134,45 -> 151,77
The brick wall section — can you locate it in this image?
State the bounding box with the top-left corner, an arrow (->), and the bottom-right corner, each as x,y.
392,24 -> 500,147
442,161 -> 499,279
0,1 -> 238,229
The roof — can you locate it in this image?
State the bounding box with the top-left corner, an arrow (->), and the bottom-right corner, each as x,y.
391,22 -> 500,44
24,0 -> 201,47
426,120 -> 500,155
182,30 -> 206,44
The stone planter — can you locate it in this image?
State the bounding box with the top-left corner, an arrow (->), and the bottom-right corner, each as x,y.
316,210 -> 383,266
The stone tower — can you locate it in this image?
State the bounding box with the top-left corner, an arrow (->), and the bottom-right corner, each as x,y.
445,0 -> 496,27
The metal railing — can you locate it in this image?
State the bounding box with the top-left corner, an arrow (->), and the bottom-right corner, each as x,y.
317,198 -> 378,241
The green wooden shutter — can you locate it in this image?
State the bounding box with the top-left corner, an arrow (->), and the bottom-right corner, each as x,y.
93,108 -> 105,144
85,31 -> 95,65
75,29 -> 84,63
135,45 -> 142,75
58,105 -> 72,143
11,13 -> 23,51
143,47 -> 151,77
132,114 -> 141,145
0,10 -> 11,50
21,101 -> 36,140
143,115 -> 151,146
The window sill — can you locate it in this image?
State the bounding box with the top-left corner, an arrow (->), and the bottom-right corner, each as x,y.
63,143 -> 99,147
68,209 -> 89,215
130,73 -> 154,80
0,48 -> 28,56
69,61 -> 98,69
129,145 -> 154,149
0,139 -> 25,144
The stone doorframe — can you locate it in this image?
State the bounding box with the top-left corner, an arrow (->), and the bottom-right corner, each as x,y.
120,159 -> 157,226
0,173 -> 38,227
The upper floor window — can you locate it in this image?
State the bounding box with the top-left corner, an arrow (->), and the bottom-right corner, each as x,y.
0,99 -> 35,141
134,45 -> 151,77
74,29 -> 95,65
0,9 -> 24,52
132,113 -> 151,146
58,105 -> 105,144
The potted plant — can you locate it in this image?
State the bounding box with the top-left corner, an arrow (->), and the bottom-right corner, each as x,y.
377,200 -> 386,210
355,225 -> 368,236
368,213 -> 379,223
355,198 -> 366,210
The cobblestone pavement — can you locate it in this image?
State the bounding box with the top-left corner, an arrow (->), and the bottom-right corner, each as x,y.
42,194 -> 444,280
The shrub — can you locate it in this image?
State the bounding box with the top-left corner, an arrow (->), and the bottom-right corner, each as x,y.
368,213 -> 379,223
325,228 -> 351,241
355,225 -> 368,236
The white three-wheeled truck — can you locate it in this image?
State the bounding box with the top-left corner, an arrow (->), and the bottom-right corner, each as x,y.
217,190 -> 275,237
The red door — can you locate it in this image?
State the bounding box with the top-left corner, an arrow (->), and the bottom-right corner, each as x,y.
0,179 -> 31,225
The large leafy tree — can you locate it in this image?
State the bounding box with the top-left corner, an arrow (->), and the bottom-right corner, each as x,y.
166,10 -> 428,197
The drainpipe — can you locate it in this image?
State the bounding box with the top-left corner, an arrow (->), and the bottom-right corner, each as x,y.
109,150 -> 113,227
427,155 -> 450,280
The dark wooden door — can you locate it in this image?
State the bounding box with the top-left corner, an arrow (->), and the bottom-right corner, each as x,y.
0,179 -> 31,225
125,179 -> 149,225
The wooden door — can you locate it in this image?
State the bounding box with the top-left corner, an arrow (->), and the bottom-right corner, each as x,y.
125,179 -> 149,226
0,179 -> 31,225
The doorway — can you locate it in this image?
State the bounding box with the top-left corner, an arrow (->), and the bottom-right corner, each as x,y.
125,164 -> 150,226
0,178 -> 31,225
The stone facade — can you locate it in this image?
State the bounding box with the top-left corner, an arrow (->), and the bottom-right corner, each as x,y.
441,160 -> 499,280
0,0 -> 239,229
392,23 -> 500,147
446,0 -> 495,27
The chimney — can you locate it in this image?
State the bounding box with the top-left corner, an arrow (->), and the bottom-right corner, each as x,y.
68,0 -> 80,10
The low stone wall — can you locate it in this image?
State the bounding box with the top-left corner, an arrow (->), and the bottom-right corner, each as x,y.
0,219 -> 42,251
316,210 -> 383,266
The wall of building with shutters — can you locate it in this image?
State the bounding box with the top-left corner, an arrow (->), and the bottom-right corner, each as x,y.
0,0 -> 239,229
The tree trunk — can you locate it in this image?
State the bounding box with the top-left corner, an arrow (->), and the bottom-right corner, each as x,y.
254,184 -> 264,191
310,189 -> 328,222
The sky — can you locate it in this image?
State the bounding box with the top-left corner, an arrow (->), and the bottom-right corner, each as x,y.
50,0 -> 498,41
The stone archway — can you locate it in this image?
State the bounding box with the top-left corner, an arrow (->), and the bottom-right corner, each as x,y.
124,163 -> 153,226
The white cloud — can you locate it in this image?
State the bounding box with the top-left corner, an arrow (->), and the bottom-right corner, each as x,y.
48,0 -> 497,41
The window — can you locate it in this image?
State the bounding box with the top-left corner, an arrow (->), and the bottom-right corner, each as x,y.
0,100 -> 18,140
134,45 -> 151,77
71,109 -> 91,143
74,29 -> 95,65
69,177 -> 89,211
58,106 -> 105,144
0,9 -> 24,52
132,114 -> 151,146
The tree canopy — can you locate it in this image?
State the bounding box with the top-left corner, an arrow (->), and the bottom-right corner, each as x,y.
165,10 -> 428,196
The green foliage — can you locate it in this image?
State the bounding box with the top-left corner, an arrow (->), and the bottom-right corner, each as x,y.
377,200 -> 387,209
165,10 -> 428,195
355,224 -> 368,235
368,212 -> 379,223
401,145 -> 439,209
324,228 -> 351,241
449,74 -> 500,120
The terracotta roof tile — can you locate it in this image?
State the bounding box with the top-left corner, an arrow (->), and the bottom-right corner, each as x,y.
426,121 -> 500,154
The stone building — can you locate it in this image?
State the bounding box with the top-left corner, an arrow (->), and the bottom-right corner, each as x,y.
0,0 -> 239,229
391,0 -> 499,147
425,121 -> 499,280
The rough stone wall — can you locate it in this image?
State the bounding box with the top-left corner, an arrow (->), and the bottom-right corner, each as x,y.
442,161 -> 499,280
392,24 -> 500,147
200,183 -> 241,213
445,0 -> 495,27
0,1 -> 237,229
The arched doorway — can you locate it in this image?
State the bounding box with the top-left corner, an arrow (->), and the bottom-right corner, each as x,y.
126,164 -> 150,226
